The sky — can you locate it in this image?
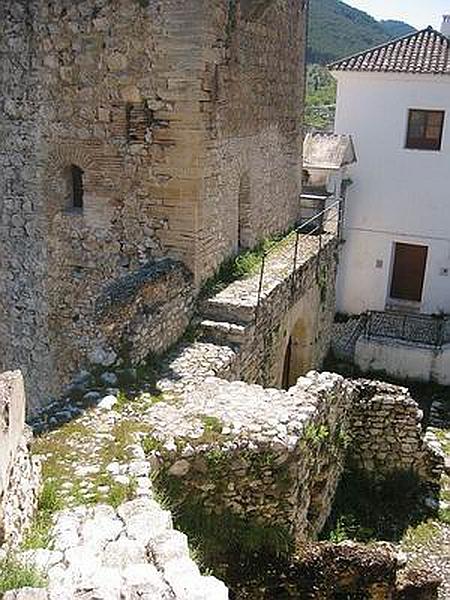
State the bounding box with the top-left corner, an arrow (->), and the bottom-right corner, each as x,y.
345,0 -> 450,30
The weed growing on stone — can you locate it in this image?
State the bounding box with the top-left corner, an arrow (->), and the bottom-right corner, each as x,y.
22,479 -> 63,550
438,507 -> 450,525
101,419 -> 145,464
200,232 -> 292,297
201,415 -> 223,434
335,424 -> 351,450
0,557 -> 47,593
83,472 -> 134,508
247,449 -> 276,473
305,424 -> 330,446
434,429 -> 450,455
316,265 -> 329,304
205,448 -> 228,476
105,477 -> 137,509
142,435 -> 164,455
114,390 -> 130,411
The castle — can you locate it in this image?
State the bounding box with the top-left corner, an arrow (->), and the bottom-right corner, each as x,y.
0,0 -> 306,412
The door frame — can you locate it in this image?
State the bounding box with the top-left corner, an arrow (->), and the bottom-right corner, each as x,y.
386,240 -> 429,308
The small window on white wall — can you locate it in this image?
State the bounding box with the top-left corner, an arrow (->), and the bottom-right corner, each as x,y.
406,109 -> 445,151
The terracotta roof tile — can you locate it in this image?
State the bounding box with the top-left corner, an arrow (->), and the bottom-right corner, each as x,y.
329,27 -> 450,75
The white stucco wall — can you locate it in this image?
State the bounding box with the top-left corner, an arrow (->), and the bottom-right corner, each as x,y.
356,336 -> 450,385
333,71 -> 450,315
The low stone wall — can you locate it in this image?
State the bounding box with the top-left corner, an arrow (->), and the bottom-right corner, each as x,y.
141,372 -> 442,543
349,380 -> 444,484
0,371 -> 41,548
9,499 -> 228,600
149,372 -> 352,542
95,259 -> 195,364
355,335 -> 450,386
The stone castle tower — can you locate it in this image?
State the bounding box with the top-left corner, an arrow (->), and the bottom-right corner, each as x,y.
0,0 -> 307,412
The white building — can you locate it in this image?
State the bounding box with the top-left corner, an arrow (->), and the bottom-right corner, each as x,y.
329,23 -> 450,384
331,25 -> 450,317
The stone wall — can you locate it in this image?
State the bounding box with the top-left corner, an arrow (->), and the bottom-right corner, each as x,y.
240,238 -> 338,387
94,259 -> 195,366
0,371 -> 41,548
7,501 -> 228,600
149,372 -> 352,542
349,379 -> 444,484
140,372 -> 442,544
200,235 -> 339,389
0,0 -> 306,412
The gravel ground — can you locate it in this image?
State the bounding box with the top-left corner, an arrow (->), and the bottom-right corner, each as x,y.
400,399 -> 450,599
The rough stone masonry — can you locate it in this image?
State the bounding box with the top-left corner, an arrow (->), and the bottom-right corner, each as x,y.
0,371 -> 41,548
0,0 -> 307,413
1,367 -> 444,599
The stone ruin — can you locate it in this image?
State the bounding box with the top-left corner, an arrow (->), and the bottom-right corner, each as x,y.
0,361 -> 444,598
144,373 -> 443,542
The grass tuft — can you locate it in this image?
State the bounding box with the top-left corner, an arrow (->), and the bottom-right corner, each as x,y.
22,480 -> 63,550
200,233 -> 290,298
0,556 -> 47,593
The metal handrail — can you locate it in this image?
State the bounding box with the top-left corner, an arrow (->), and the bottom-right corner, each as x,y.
365,310 -> 450,348
254,198 -> 343,323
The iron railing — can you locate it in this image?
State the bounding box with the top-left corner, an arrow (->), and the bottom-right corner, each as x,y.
365,310 -> 450,348
255,197 -> 343,322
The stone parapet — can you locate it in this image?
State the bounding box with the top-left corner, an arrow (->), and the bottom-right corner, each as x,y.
199,234 -> 339,389
95,259 -> 195,365
0,371 -> 41,548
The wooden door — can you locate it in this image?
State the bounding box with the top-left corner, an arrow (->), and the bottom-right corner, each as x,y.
282,337 -> 292,390
390,243 -> 428,302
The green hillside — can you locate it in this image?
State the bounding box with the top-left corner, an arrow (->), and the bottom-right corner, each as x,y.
308,0 -> 416,64
380,19 -> 417,39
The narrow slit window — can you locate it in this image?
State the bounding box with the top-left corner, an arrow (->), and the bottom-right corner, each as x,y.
71,165 -> 84,210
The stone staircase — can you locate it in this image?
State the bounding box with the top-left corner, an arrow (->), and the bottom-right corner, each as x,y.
197,296 -> 256,347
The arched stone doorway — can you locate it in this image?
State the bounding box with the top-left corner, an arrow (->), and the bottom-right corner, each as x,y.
281,317 -> 314,389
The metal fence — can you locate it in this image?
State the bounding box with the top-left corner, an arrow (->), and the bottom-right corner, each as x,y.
365,310 -> 450,348
255,197 -> 343,322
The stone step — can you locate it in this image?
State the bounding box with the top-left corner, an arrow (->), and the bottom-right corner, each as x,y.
198,318 -> 251,345
201,298 -> 256,325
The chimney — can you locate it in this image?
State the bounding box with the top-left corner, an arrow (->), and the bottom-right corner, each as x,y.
441,15 -> 450,36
